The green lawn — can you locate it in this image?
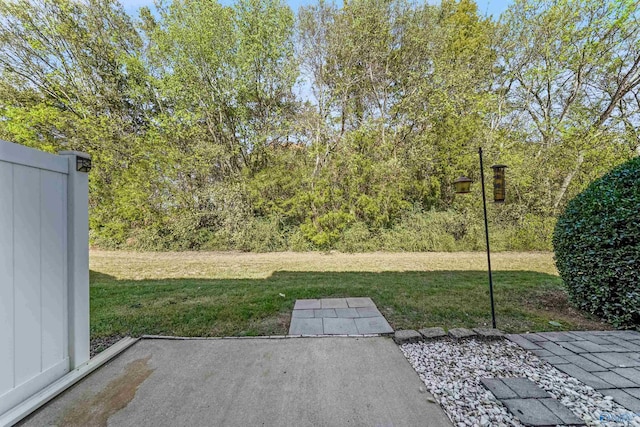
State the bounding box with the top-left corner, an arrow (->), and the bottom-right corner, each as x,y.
90,251 -> 609,341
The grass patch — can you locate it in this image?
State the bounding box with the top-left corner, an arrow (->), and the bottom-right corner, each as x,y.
90,251 -> 609,339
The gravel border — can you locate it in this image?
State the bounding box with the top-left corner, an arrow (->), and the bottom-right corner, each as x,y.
400,338 -> 640,426
90,335 -> 126,358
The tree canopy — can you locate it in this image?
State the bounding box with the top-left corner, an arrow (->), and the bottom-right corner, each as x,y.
1,0 -> 638,251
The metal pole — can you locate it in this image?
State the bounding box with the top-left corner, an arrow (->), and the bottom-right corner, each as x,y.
478,147 -> 497,329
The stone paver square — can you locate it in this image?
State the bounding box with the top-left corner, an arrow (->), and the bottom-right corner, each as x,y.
502,398 -> 563,426
538,341 -> 574,356
355,306 -> 382,318
419,327 -> 446,339
501,378 -> 551,399
581,353 -> 614,368
480,378 -> 518,399
599,389 -> 640,412
538,399 -> 585,425
623,388 -> 640,399
335,308 -> 360,318
562,354 -> 609,372
289,318 -> 323,335
541,356 -> 569,365
323,318 -> 359,335
506,335 -> 542,350
570,340 -> 612,353
355,317 -> 393,334
346,297 -> 375,308
593,352 -> 640,368
320,298 -> 348,309
314,309 -> 337,318
593,371 -> 638,388
294,299 -> 321,310
612,368 -> 640,384
555,364 -> 613,390
292,309 -> 315,318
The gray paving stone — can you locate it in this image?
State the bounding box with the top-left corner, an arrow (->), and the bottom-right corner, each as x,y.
345,297 -> 375,308
562,332 -> 587,341
571,340 -> 617,353
538,341 -> 575,356
480,378 -> 518,399
291,309 -> 315,318
578,335 -> 614,345
562,354 -> 609,372
418,327 -> 446,339
320,298 -> 348,309
355,306 -> 382,318
608,330 -> 640,340
581,353 -> 615,368
622,388 -> 640,399
294,299 -> 321,310
525,333 -> 549,342
568,331 -> 601,340
599,389 -> 640,412
592,352 -> 640,368
531,349 -> 554,358
538,398 -> 585,425
554,364 -> 613,390
502,398 -> 563,426
600,345 -> 633,353
289,318 -> 323,335
501,378 -> 551,398
593,371 -> 639,388
626,352 -> 640,362
473,328 -> 504,339
323,318 -> 359,335
506,334 -> 542,350
541,356 -> 569,365
614,340 -> 640,352
557,341 -> 588,354
537,332 -> 576,342
314,308 -> 337,318
611,368 -> 640,384
393,330 -> 422,345
354,317 -> 393,334
334,308 -> 360,318
448,328 -> 476,339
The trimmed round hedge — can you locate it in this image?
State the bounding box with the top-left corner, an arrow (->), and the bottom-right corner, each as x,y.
553,156 -> 640,329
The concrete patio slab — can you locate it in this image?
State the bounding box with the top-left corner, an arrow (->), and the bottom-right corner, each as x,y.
20,338 -> 451,427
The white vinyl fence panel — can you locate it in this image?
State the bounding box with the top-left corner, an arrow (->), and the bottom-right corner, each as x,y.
0,141 -> 90,419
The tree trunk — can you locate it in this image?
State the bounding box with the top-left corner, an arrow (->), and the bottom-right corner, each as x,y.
553,151 -> 584,212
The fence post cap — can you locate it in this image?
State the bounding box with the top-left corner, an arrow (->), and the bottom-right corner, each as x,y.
58,150 -> 91,159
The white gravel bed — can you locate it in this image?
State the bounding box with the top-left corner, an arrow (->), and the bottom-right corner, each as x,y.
400,338 -> 640,427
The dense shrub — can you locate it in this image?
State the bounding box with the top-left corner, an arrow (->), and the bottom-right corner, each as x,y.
553,156 -> 640,328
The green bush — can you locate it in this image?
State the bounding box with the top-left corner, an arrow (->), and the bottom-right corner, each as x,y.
553,156 -> 640,328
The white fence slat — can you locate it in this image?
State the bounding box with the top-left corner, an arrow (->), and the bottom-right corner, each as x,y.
13,165 -> 43,386
0,141 -> 67,174
40,171 -> 66,370
0,162 -> 14,395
